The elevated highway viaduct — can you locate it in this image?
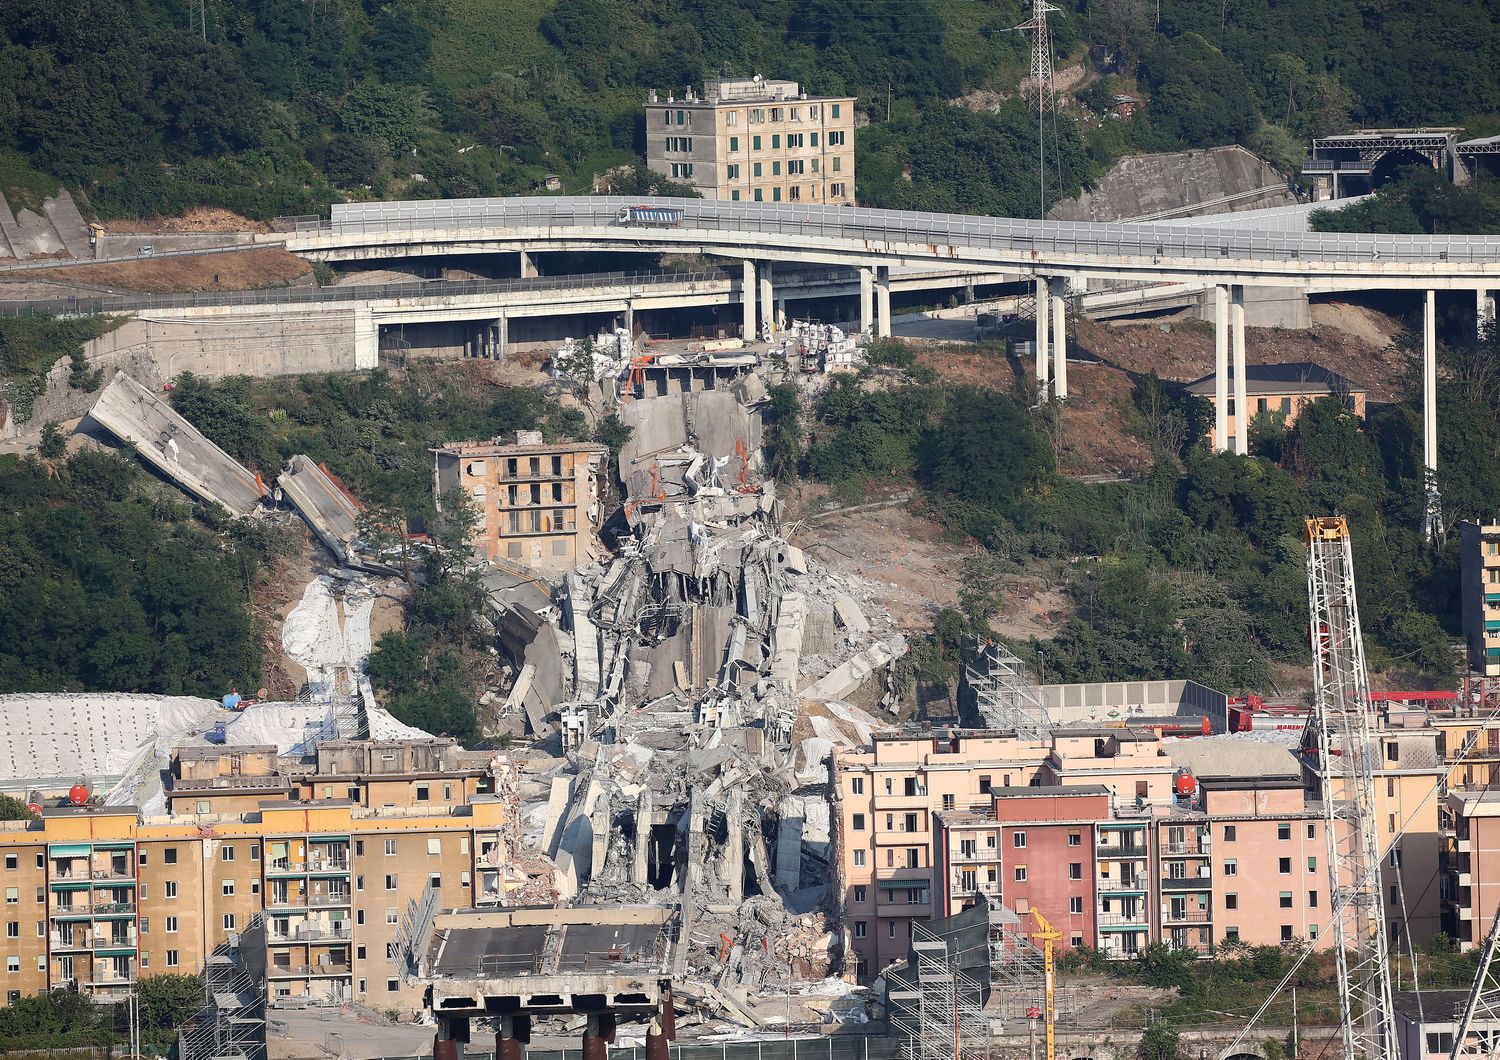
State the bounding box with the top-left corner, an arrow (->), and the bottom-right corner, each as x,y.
268,194 -> 1500,536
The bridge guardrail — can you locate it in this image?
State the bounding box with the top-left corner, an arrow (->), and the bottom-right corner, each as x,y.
316,195 -> 1500,267
0,268 -> 734,318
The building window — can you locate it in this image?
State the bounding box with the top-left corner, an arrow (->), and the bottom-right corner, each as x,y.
1279,892 -> 1293,908
1223,825 -> 1236,842
1013,832 -> 1027,849
223,913 -> 236,931
3,855 -> 13,871
772,161 -> 780,176
1069,896 -> 1084,914
772,134 -> 781,149
831,104 -> 841,118
830,182 -> 846,197
165,882 -> 177,898
5,923 -> 16,939
853,849 -> 865,867
1277,824 -> 1291,841
942,794 -> 955,811
385,840 -> 397,856
165,916 -> 178,933
1280,925 -> 1294,941
753,188 -> 762,201
166,950 -> 179,967
1014,866 -> 1027,882
772,187 -> 781,202
1225,927 -> 1240,943
828,130 -> 845,145
1068,832 -> 1081,847
2,890 -> 13,905
832,156 -> 842,172
385,874 -> 398,890
727,164 -> 740,180
387,980 -> 399,993
1225,893 -> 1238,910
852,814 -> 866,831
752,162 -> 762,178
415,785 -> 430,802
729,135 -> 740,153
752,135 -> 762,150
1307,824 -> 1316,840
221,846 -> 235,862
854,886 -> 867,903
670,163 -> 694,179
1069,863 -> 1082,880
1387,741 -> 1399,763
1223,860 -> 1237,876
1309,890 -> 1318,908
854,922 -> 867,939
222,880 -> 235,896
1308,856 -> 1318,872
1279,858 -> 1292,874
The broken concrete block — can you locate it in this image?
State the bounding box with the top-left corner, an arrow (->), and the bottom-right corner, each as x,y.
832,593 -> 871,635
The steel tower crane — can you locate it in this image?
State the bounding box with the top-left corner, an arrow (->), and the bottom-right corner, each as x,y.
1305,517 -> 1397,1060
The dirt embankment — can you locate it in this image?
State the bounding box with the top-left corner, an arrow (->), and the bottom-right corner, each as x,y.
101,207 -> 270,234
0,247 -> 313,294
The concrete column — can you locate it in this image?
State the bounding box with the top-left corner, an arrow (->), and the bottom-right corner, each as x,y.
1213,285 -> 1229,452
875,266 -> 892,338
1034,276 -> 1050,398
1050,277 -> 1068,400
519,250 -> 537,279
1424,289 -> 1438,476
496,314 -> 508,362
858,267 -> 874,335
496,1015 -> 530,1060
625,301 -> 635,339
645,988 -> 676,1060
581,1012 -> 616,1060
1231,284 -> 1248,455
742,260 -> 757,340
1479,289 -> 1495,340
434,1015 -> 468,1060
758,261 -> 775,339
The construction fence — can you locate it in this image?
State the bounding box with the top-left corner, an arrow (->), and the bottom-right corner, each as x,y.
374,1038 -> 899,1060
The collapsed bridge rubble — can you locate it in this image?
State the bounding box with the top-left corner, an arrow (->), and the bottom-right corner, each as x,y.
471,378 -> 910,1035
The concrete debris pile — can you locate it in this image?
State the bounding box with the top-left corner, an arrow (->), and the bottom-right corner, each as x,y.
476,380 -> 909,1027
776,320 -> 864,375
551,327 -> 634,382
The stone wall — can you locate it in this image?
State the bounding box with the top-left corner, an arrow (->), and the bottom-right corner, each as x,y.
1050,146 -> 1295,223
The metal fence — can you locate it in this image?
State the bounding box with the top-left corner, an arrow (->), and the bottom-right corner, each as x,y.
0,268 -> 733,318
375,1036 -> 900,1060
311,194 -> 1500,267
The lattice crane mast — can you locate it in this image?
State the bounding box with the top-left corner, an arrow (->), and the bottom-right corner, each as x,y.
1305,517 -> 1397,1060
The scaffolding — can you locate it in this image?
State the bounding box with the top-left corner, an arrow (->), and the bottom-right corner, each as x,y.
178,915 -> 267,1060
961,641 -> 1053,740
988,907 -> 1075,1025
888,921 -> 992,1060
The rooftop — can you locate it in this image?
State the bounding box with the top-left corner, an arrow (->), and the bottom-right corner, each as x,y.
1164,733 -> 1302,780
432,435 -> 609,458
1393,989 -> 1484,1024
1184,361 -> 1362,397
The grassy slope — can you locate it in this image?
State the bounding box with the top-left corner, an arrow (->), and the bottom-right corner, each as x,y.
0,150 -> 62,213
429,0 -> 559,96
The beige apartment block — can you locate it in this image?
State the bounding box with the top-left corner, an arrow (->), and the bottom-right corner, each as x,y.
0,740 -> 512,1012
1460,521 -> 1500,676
431,431 -> 608,571
645,78 -> 856,205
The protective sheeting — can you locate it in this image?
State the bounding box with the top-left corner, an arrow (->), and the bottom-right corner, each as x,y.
282,575 -> 378,702
0,694 -> 222,786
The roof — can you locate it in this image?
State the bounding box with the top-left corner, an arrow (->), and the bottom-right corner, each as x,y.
990,783 -> 1110,798
1184,361 -> 1362,396
1164,733 -> 1302,780
433,440 -> 608,458
1393,989 -> 1483,1024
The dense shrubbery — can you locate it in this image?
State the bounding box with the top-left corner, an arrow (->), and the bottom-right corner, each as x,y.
1313,168 -> 1500,235
0,974 -> 201,1051
0,314 -> 118,421
0,448 -> 267,695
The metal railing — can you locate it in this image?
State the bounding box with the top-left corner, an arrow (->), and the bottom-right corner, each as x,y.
0,267 -> 732,317
312,194 -> 1500,267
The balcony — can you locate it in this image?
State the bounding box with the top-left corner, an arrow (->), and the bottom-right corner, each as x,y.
93,933 -> 137,950
1097,844 -> 1147,860
950,849 -> 1000,864
1098,912 -> 1150,927
267,892 -> 352,910
1163,875 -> 1212,891
1461,872 -> 1474,888
267,963 -> 353,979
1163,910 -> 1212,924
50,934 -> 92,952
269,923 -> 354,943
1098,878 -> 1147,893
878,901 -> 933,919
267,859 -> 308,875
1161,840 -> 1211,856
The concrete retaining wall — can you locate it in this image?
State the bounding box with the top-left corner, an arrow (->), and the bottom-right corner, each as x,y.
1050,146 -> 1295,223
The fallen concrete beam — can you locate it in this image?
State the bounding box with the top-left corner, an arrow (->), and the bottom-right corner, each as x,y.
88,372 -> 264,515
832,593 -> 870,635
799,635 -> 908,702
769,592 -> 806,686
277,455 -> 361,565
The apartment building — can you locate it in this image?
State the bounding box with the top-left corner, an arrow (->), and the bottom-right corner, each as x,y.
1041,730 -> 1176,806
644,77 -> 856,205
1442,789 -> 1500,949
936,786 -> 1106,953
431,431 -> 609,570
0,740 -> 511,1011
1184,361 -> 1367,451
1460,521 -> 1500,676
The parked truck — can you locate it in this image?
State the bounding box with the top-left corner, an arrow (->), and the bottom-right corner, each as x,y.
614,205 -> 685,227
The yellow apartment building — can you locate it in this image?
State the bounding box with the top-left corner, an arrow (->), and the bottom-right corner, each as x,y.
0,739 -> 515,1012
645,78 -> 856,205
431,432 -> 609,571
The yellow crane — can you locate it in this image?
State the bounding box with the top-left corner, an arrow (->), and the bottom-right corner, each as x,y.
1030,909 -> 1062,1060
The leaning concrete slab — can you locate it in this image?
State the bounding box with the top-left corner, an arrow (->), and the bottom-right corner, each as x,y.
278,455 -> 361,565
88,372 -> 265,515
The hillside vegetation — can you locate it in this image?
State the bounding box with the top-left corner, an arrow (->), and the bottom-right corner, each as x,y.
2,1 -> 1498,222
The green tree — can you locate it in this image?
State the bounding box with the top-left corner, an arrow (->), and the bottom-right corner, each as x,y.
0,794 -> 37,821
38,420 -> 66,459
1140,1019 -> 1181,1060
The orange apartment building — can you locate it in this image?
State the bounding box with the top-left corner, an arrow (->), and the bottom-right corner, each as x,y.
0,739 -> 517,1012
1443,789 -> 1500,949
431,431 -> 609,571
1184,361 -> 1367,452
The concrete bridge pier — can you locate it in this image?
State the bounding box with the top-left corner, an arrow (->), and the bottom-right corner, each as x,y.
758,261 -> 775,339
858,266 -> 874,336
1424,289 -> 1442,540
581,1011 -> 616,1060
495,1014 -> 529,1060
742,260 -> 757,340
875,266 -> 892,338
1034,276 -> 1051,398
1480,288 -> 1496,338
433,1014 -> 469,1060
1231,284 -> 1248,454
644,986 -> 676,1060
519,250 -> 538,279
1049,277 -> 1068,400
1213,285 -> 1230,452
